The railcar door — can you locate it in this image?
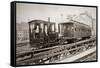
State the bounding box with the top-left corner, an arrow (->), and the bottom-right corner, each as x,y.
35,24 -> 40,38
48,23 -> 58,42
44,24 -> 48,43
59,23 -> 74,37
30,23 -> 35,42
30,23 -> 40,43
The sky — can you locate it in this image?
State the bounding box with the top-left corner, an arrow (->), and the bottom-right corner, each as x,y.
16,3 -> 96,27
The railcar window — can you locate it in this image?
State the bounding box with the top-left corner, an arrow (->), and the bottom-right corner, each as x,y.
55,23 -> 58,32
75,28 -> 76,31
30,24 -> 35,33
79,29 -> 80,31
82,29 -> 84,32
63,26 -> 66,30
75,28 -> 78,31
40,23 -> 43,32
45,25 -> 48,35
67,27 -> 70,30
51,24 -> 55,31
71,26 -> 74,31
36,25 -> 39,33
59,24 -> 61,33
71,27 -> 74,29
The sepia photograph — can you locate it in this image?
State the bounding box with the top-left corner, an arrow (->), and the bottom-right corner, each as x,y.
12,1 -> 97,66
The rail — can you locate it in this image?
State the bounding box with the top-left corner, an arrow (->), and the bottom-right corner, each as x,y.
16,37 -> 96,64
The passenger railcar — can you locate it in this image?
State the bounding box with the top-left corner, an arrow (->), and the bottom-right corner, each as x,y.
28,20 -> 58,49
58,20 -> 91,43
28,19 -> 91,49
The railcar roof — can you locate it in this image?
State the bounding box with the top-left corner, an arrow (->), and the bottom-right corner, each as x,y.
74,21 -> 91,30
59,22 -> 73,24
59,20 -> 91,29
72,20 -> 91,28
28,19 -> 55,24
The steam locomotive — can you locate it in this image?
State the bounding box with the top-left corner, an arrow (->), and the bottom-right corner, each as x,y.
28,20 -> 91,49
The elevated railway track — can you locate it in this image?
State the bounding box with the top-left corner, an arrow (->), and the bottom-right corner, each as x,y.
55,46 -> 96,63
16,37 -> 96,65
